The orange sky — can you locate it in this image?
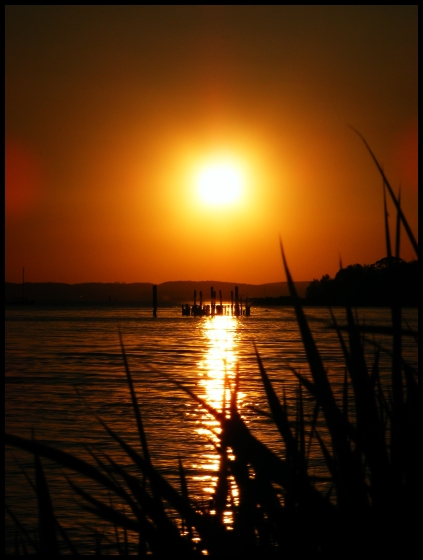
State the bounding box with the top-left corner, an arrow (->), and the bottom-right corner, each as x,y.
5,6 -> 418,284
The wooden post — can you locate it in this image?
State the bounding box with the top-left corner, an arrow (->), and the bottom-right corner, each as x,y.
153,285 -> 157,317
231,290 -> 234,316
235,286 -> 239,316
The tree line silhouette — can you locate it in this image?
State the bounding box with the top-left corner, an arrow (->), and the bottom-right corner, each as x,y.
304,257 -> 418,306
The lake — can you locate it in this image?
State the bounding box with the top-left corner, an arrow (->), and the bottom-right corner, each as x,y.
5,304 -> 418,554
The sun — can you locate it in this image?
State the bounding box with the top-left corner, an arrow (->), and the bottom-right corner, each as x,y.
196,161 -> 243,205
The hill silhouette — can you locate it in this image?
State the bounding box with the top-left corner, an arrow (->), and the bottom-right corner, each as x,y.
5,280 -> 310,305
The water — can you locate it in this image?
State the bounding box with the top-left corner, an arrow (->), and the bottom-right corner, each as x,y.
5,305 -> 418,554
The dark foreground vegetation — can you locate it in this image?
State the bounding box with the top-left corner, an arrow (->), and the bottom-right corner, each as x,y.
5,131 -> 418,556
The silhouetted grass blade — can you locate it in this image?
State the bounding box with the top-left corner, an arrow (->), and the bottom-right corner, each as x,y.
5,434 -> 126,498
350,126 -> 418,256
119,331 -> 152,467
253,342 -> 298,470
178,456 -> 194,543
34,452 -> 59,555
395,188 -> 401,260
280,240 -> 369,511
383,183 -> 392,260
65,475 -> 142,534
5,505 -> 36,553
146,364 -> 225,424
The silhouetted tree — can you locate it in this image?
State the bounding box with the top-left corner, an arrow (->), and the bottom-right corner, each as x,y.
305,259 -> 418,306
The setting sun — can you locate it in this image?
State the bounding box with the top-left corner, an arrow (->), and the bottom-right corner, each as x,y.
197,161 -> 243,205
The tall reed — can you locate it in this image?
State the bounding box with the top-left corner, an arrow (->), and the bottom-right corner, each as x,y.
5,133 -> 418,555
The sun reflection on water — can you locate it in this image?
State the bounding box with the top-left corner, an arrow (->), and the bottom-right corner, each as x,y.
192,315 -> 245,516
198,315 -> 240,413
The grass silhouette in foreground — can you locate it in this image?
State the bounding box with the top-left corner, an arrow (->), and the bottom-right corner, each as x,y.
5,132 -> 418,556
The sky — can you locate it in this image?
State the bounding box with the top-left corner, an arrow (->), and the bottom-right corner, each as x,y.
5,6 -> 418,284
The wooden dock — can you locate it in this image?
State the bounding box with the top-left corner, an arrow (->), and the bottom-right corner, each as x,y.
181,285 -> 250,317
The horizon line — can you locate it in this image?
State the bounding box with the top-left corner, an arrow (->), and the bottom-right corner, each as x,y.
5,279 -> 313,286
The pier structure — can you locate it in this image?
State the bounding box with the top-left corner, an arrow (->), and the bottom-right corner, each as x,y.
181,285 -> 251,317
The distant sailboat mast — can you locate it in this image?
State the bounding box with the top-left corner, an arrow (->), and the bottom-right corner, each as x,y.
8,266 -> 34,305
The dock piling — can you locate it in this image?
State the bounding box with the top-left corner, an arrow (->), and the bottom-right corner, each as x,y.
181,284 -> 251,318
153,285 -> 157,317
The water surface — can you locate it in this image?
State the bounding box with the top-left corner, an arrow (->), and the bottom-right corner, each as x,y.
5,305 -> 418,554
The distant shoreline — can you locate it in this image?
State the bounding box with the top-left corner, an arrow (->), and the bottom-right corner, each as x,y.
6,262 -> 417,307
4,280 -> 310,306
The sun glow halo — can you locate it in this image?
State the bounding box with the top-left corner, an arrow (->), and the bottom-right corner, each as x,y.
197,161 -> 243,205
